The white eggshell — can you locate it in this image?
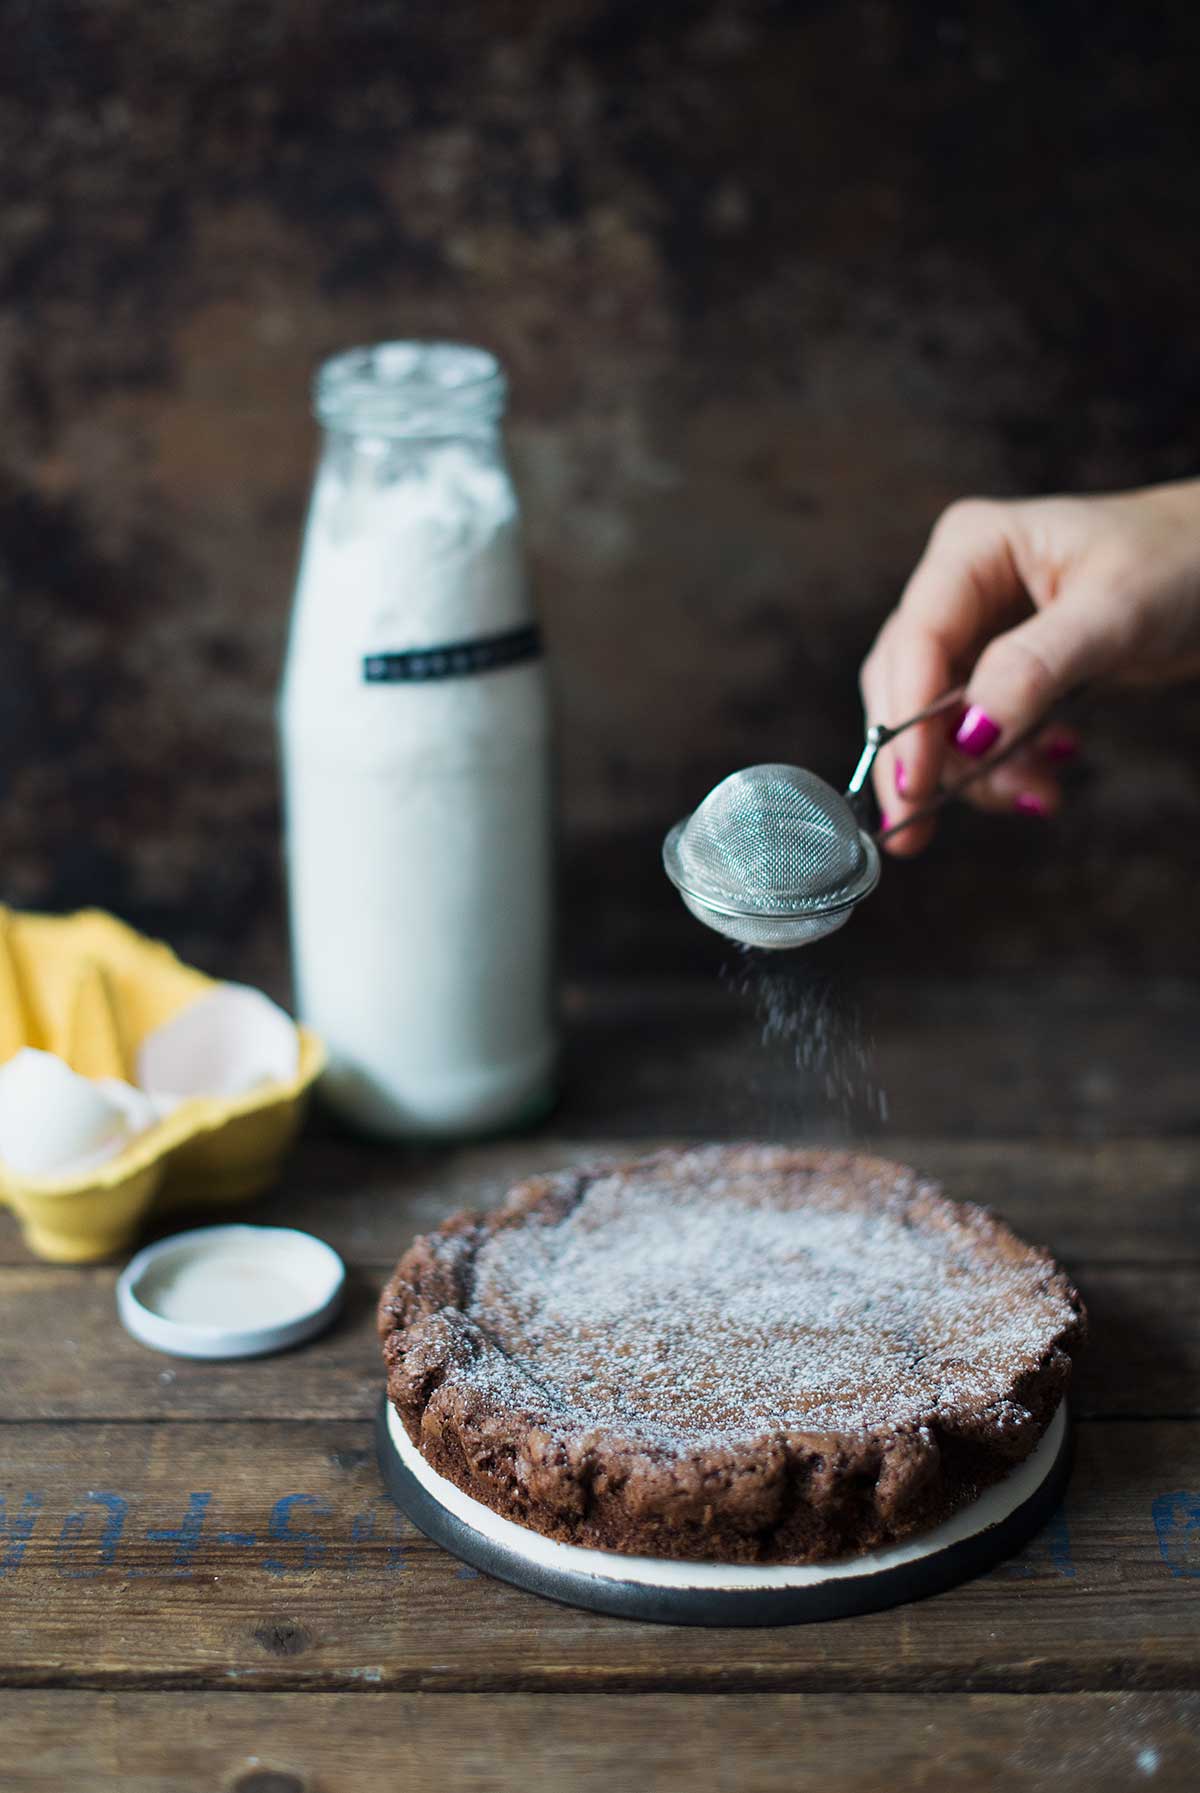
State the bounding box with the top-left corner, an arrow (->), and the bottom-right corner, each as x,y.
136,983 -> 300,1102
96,1077 -> 164,1133
0,1048 -> 132,1178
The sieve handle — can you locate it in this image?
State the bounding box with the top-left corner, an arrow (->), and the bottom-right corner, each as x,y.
845,686 -> 967,804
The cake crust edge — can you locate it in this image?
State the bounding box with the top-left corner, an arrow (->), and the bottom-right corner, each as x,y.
377,1146 -> 1086,1565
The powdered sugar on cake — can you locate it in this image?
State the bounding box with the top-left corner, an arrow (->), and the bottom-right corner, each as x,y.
379,1147 -> 1086,1562
455,1147 -> 1079,1452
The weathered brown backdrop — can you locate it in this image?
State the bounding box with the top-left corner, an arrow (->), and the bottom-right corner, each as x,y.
3,21 -> 1200,1781
3,0 -> 1199,988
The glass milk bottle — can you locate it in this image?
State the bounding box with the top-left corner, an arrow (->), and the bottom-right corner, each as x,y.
279,343 -> 557,1137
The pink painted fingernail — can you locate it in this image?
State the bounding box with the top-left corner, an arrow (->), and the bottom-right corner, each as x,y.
894,757 -> 908,797
1014,792 -> 1049,818
1041,730 -> 1078,764
954,704 -> 1001,757
879,810 -> 892,831
945,703 -> 968,743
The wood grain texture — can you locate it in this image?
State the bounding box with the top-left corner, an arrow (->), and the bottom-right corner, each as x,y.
232,1132 -> 1200,1269
1,1420 -> 1197,1693
1,1690 -> 1197,1793
0,988 -> 1194,1785
550,978 -> 1200,1140
2,1134 -> 1198,1269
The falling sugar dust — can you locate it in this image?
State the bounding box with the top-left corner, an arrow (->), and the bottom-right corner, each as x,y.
719,952 -> 889,1131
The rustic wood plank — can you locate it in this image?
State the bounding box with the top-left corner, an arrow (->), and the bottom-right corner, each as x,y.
3,1134 -> 1198,1270
1,1690 -> 1197,1793
129,1134 -> 1200,1269
1,1420 -> 1197,1693
0,1260 -> 1189,1421
2,1126 -> 1196,1275
1075,1266 -> 1200,1417
550,977 -> 1200,1140
0,1264 -> 385,1421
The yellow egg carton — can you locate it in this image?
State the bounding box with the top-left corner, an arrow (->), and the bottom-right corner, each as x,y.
0,907 -> 324,1263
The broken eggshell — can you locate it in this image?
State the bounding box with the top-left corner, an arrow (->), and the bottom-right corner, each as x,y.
137,983 -> 301,1104
0,1047 -> 144,1179
0,907 -> 324,1262
96,1076 -> 164,1133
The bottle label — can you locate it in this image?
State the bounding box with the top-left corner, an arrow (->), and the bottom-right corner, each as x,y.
364,625 -> 542,684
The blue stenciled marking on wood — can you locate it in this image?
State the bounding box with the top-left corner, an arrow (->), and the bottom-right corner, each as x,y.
1152,1490 -> 1200,1578
1042,1504 -> 1076,1579
55,1491 -> 129,1579
0,1492 -> 44,1574
1,1490 -> 412,1575
130,1491 -> 212,1578
344,1507 -> 405,1572
264,1494 -> 333,1576
345,1508 -> 374,1572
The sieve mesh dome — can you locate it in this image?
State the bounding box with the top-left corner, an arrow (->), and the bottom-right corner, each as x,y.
669,765 -> 874,913
662,763 -> 881,951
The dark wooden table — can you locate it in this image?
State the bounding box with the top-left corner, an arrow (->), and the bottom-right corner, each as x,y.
2,956 -> 1198,1790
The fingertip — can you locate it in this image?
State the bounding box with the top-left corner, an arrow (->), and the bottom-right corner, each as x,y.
900,720 -> 948,807
1011,774 -> 1062,819
962,762 -> 1063,816
1039,726 -> 1081,765
879,813 -> 936,857
954,704 -> 1002,758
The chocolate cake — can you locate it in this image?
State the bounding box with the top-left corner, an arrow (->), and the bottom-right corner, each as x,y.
378,1146 -> 1086,1564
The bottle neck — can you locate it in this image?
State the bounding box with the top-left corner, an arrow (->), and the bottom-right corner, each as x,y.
314,342 -> 506,441
320,422 -> 504,453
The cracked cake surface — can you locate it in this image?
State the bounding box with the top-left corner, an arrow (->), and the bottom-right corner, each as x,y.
378,1146 -> 1086,1563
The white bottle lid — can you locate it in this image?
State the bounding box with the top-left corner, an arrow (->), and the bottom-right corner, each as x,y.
116,1223 -> 345,1360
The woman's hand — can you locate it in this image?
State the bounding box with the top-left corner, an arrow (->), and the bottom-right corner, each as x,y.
860,478 -> 1200,854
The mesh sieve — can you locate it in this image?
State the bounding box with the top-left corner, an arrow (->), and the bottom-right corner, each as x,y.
661,687 -> 1018,951
662,764 -> 880,952
674,887 -> 856,950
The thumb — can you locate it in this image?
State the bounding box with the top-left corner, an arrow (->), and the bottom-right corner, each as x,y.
953,588 -> 1124,757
